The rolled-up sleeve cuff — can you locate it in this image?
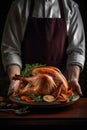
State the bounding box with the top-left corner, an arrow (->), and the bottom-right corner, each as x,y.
3,54 -> 22,71
67,54 -> 85,70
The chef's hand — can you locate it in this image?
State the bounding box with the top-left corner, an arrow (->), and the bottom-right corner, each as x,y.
68,79 -> 83,96
67,65 -> 83,96
7,65 -> 21,96
8,80 -> 20,95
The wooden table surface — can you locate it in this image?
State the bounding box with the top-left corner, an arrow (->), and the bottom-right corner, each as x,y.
0,97 -> 87,127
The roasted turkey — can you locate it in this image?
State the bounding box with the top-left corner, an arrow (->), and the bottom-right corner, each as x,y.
12,66 -> 69,98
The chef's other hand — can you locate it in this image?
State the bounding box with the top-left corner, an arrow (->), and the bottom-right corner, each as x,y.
68,79 -> 83,96
8,80 -> 20,96
7,65 -> 21,96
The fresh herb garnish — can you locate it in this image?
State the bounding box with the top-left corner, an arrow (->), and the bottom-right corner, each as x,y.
28,93 -> 43,102
14,95 -> 21,101
69,92 -> 78,101
21,63 -> 46,77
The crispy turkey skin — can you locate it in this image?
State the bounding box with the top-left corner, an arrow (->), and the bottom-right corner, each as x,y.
12,66 -> 69,96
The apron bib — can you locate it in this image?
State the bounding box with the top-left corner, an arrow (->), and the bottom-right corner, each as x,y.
21,0 -> 68,78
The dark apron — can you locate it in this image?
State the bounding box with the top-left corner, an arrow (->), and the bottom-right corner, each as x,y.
21,0 -> 68,78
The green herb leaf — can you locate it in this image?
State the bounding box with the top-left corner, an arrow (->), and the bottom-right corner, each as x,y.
69,92 -> 78,101
29,93 -> 43,102
21,63 -> 46,77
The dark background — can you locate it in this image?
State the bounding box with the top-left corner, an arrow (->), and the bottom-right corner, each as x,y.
0,0 -> 87,96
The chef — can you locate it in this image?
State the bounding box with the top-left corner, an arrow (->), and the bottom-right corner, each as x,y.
1,0 -> 85,96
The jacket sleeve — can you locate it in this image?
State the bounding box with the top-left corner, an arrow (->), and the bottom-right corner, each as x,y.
1,0 -> 28,71
66,0 -> 86,70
